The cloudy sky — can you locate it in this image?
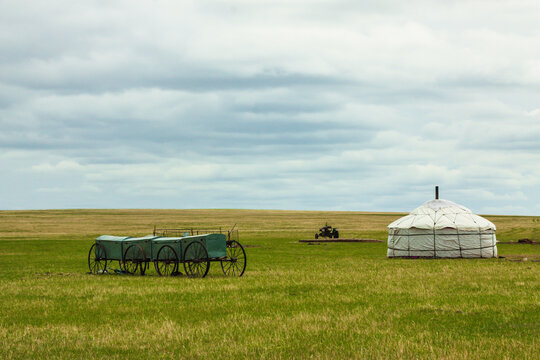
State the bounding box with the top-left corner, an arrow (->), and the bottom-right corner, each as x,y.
1,1 -> 539,214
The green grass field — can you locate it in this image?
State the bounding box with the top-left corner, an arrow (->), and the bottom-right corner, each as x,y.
0,209 -> 539,359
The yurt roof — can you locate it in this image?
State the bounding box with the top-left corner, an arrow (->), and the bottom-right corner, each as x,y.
388,198 -> 496,231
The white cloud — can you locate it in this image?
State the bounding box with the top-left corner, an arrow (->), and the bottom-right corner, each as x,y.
32,160 -> 84,172
0,1 -> 539,214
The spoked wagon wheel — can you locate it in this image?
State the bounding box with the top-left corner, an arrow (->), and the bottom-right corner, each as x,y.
183,241 -> 210,278
123,245 -> 147,275
88,243 -> 107,275
221,240 -> 247,277
154,245 -> 178,276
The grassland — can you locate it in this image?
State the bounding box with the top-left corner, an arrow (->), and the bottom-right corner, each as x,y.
0,209 -> 539,359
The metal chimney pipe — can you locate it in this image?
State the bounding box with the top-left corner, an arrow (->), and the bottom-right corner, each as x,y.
435,186 -> 439,199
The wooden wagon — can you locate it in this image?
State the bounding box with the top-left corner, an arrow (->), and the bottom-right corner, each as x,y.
88,233 -> 246,278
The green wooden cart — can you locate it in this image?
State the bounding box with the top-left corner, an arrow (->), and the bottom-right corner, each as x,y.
89,235 -> 159,275
88,233 -> 246,278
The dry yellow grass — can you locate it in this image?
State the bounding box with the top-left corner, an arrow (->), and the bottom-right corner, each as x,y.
0,209 -> 537,241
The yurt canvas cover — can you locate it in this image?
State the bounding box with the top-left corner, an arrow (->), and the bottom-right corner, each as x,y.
387,199 -> 497,258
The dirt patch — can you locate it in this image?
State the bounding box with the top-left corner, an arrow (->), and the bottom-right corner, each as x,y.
501,255 -> 540,262
36,272 -> 79,276
498,239 -> 540,244
299,238 -> 382,243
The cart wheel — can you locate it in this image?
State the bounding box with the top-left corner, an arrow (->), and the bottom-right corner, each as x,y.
183,241 -> 210,278
88,243 -> 107,275
155,245 -> 178,276
221,240 -> 247,277
123,245 -> 146,275
140,261 -> 148,276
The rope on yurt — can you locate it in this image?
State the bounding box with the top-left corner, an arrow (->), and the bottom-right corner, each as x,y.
388,228 -> 496,257
453,213 -> 463,258
393,230 -> 396,257
468,215 -> 483,259
407,228 -> 410,257
491,231 -> 496,257
432,227 -> 437,258
393,232 -> 396,257
390,231 -> 489,237
432,210 -> 437,258
387,245 -> 494,252
478,229 -> 483,258
392,229 -> 396,257
408,214 -> 418,254
457,228 -> 462,258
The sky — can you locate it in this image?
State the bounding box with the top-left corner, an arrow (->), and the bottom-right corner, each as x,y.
1,0 -> 539,214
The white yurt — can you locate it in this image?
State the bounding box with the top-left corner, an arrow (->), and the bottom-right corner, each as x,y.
387,189 -> 497,258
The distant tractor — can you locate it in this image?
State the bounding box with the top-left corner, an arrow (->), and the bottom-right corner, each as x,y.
315,223 -> 339,239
